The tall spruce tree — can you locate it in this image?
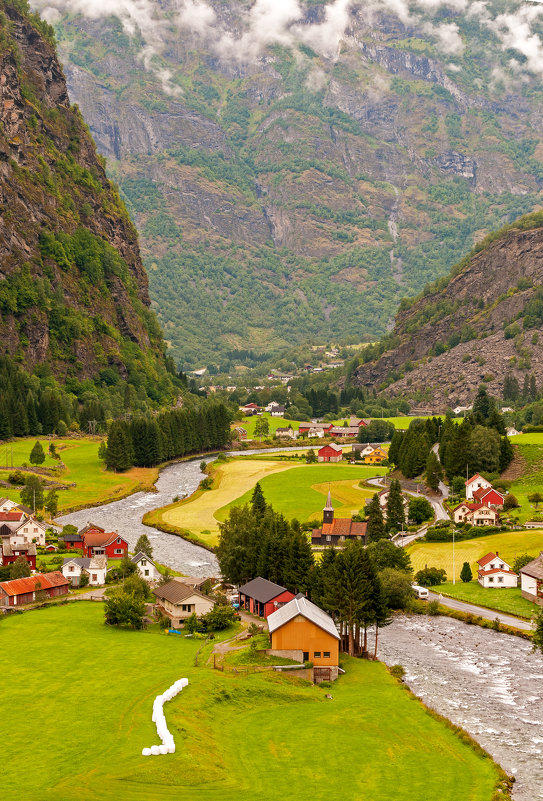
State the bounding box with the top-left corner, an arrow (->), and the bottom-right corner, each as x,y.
425,449 -> 443,492
105,421 -> 133,472
366,494 -> 388,542
251,482 -> 267,519
385,479 -> 405,534
29,440 -> 45,465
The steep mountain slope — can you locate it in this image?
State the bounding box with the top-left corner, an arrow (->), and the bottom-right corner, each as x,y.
0,0 -> 177,405
351,211 -> 543,408
43,0 -> 543,368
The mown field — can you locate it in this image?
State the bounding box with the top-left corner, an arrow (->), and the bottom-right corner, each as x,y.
0,437 -> 158,513
507,435 -> 543,523
235,414 -> 449,438
157,460 -> 386,546
439,581 -> 538,619
1,603 -> 502,801
408,530 -> 543,581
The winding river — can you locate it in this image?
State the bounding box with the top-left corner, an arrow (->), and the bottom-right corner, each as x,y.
59,450 -> 543,800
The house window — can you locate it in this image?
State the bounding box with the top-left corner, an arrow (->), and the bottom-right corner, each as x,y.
92,574 -> 97,582
323,652 -> 330,659
69,566 -> 74,572
314,652 -> 321,658
117,538 -> 121,544
181,604 -> 193,612
141,560 -> 146,566
114,549 -> 123,554
144,570 -> 149,576
326,535 -> 331,542
488,577 -> 494,583
498,576 -> 503,583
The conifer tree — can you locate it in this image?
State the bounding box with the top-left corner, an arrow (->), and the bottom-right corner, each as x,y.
135,534 -> 153,558
105,421 -> 133,472
251,482 -> 266,519
460,561 -> 473,583
283,529 -> 314,594
425,449 -> 443,492
366,494 -> 388,542
30,440 -> 45,465
499,435 -> 514,472
44,490 -> 58,518
385,479 -> 405,533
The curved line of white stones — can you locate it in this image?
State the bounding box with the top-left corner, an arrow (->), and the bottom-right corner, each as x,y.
142,677 -> 189,756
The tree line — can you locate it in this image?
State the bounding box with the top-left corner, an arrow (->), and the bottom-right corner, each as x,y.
105,401 -> 231,470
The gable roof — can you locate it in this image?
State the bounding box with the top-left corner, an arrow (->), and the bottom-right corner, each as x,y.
153,580 -> 211,605
477,552 -> 498,567
83,530 -> 126,547
131,551 -> 157,566
238,577 -> 289,603
318,443 -> 343,453
478,567 -> 517,576
267,595 -> 339,640
520,552 -> 543,581
473,487 -> 505,502
312,519 -> 367,539
465,473 -> 490,487
0,571 -> 68,596
79,523 -> 105,535
63,557 -> 92,569
2,541 -> 37,556
60,533 -> 84,542
0,511 -> 25,522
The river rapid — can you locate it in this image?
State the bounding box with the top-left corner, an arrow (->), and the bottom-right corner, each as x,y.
378,616 -> 543,801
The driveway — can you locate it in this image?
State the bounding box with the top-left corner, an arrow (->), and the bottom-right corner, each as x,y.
427,590 -> 535,632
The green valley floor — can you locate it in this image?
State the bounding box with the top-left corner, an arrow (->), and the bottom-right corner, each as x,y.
2,603 -> 503,801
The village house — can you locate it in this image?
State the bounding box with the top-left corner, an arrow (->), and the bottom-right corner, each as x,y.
477,552 -> 518,588
453,502 -> 500,526
153,580 -> 215,627
270,405 -> 286,417
275,426 -> 298,440
298,422 -> 333,436
317,443 -> 343,463
352,442 -> 381,457
363,447 -> 387,464
131,552 -> 161,582
240,402 -> 260,415
471,487 -> 505,508
377,488 -> 409,516
520,552 -> 543,605
0,510 -> 47,546
311,491 -> 368,547
0,571 -> 69,607
1,541 -> 37,570
329,425 -> 361,439
465,473 -> 492,501
0,498 -> 32,515
349,416 -> 369,428
267,594 -> 340,681
234,426 -> 247,441
238,577 -> 295,618
60,525 -> 128,559
62,556 -> 107,587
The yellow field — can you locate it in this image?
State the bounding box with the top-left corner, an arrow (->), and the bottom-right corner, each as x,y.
160,459 -> 293,543
408,530 -> 543,581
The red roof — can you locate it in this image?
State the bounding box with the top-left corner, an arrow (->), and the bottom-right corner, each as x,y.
0,511 -> 24,521
478,568 -> 517,576
83,530 -> 125,547
477,552 -> 497,567
313,519 -> 367,538
472,487 -> 505,503
465,473 -> 489,486
0,571 -> 69,596
318,444 -> 343,454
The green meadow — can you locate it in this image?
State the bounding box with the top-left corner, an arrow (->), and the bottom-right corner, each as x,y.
0,437 -> 157,513
1,603 -> 503,801
439,582 -> 538,619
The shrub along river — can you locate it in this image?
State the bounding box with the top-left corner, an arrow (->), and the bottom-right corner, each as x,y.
59,450 -> 542,800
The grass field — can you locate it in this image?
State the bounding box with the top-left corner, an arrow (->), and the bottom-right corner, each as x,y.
408,530 -> 543,581
503,438 -> 543,523
439,581 -> 538,619
157,460 -> 386,546
235,414 -> 452,438
0,603 -> 502,801
0,437 -> 157,514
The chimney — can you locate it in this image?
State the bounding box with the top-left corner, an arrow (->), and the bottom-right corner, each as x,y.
495,551 -> 498,556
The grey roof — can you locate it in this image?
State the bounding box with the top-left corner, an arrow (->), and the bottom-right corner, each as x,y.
238,577 -> 289,603
131,551 -> 157,565
267,595 -> 340,640
60,534 -> 83,542
62,557 -> 91,568
2,542 -> 36,556
520,552 -> 543,581
154,580 -> 210,606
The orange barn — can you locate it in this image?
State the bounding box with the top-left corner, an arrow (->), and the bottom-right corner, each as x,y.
267,594 -> 340,680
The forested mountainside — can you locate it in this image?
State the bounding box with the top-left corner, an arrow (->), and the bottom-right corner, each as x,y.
0,0 -> 180,414
350,211 -> 543,409
42,0 -> 543,368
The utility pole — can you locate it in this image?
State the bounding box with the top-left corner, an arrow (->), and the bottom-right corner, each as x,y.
452,527 -> 455,585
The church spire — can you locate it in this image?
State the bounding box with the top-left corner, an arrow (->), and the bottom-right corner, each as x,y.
323,484 -> 334,524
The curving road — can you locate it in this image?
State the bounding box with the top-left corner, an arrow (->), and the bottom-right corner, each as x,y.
428,590 -> 535,632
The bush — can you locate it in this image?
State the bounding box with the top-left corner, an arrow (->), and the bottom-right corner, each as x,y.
389,664 -> 405,680
8,470 -> 26,485
415,566 -> 447,586
427,600 -> 440,616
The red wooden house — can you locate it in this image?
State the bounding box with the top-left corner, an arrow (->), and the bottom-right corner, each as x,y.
238,577 -> 295,618
298,422 -> 333,434
1,541 -> 36,570
317,444 -> 343,462
472,487 -> 505,508
82,529 -> 128,558
0,572 -> 69,607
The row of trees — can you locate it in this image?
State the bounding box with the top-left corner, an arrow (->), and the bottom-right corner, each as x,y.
105,402 -> 231,470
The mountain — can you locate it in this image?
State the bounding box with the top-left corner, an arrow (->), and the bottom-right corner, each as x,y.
0,0 -> 178,406
350,210 -> 543,409
43,0 -> 543,369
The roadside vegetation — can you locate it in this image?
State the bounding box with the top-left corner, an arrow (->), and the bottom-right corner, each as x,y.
438,582 -> 538,620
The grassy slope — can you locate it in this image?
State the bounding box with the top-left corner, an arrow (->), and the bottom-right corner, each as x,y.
159,460 -> 386,546
235,414 -> 441,438
1,603 -> 501,801
439,581 -> 538,619
507,435 -> 543,523
0,437 -> 157,513
408,530 -> 543,581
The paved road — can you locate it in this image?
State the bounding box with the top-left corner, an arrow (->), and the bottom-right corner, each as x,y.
427,590 -> 535,631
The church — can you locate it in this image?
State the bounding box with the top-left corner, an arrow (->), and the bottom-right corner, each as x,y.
311,490 -> 368,547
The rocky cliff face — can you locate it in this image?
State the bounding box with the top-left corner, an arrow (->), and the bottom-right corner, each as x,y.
351,214 -> 543,408
49,0 -> 543,367
0,2 -> 172,392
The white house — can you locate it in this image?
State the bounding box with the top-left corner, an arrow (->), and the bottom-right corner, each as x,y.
465,473 -> 492,501
62,556 -> 107,586
454,502 -> 500,527
270,405 -> 285,417
506,426 -> 520,437
153,580 -> 215,627
12,516 -> 48,547
275,426 -> 297,440
131,552 -> 161,582
477,552 -> 518,588
519,551 -> 543,605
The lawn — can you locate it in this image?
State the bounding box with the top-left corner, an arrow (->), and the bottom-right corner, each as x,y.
0,437 -> 157,514
408,530 -> 543,581
0,603 -> 502,801
156,460 -> 386,546
504,439 -> 543,523
439,581 -> 539,620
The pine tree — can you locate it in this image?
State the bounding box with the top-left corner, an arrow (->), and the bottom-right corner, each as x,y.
388,430 -> 403,466
135,534 -> 153,558
385,479 -> 405,534
366,494 -> 387,542
29,440 -> 45,465
0,398 -> 12,440
460,562 -> 473,583
106,421 -> 133,472
251,482 -> 266,519
283,530 -> 314,594
499,435 -> 514,472
425,449 -> 442,492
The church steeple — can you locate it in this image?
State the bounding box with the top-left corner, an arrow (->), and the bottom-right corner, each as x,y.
323,486 -> 334,525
